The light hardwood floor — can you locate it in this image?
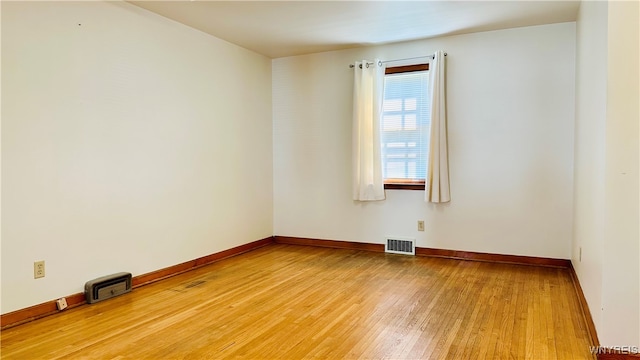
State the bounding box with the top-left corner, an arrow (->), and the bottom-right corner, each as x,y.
1,244 -> 594,359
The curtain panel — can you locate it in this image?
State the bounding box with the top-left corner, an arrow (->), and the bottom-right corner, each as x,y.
425,50 -> 451,203
352,59 -> 385,201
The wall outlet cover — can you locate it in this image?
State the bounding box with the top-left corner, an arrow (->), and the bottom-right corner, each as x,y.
34,261 -> 45,279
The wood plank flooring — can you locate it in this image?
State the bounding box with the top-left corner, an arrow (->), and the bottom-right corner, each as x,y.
1,244 -> 595,359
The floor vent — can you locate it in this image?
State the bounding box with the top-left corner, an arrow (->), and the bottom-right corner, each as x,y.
385,237 -> 415,255
84,272 -> 132,304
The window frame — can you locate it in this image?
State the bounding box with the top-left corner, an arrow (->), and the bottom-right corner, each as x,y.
382,63 -> 429,191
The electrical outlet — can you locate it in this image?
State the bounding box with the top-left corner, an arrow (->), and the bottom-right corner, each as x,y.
417,221 -> 425,232
34,261 -> 45,279
579,247 -> 582,262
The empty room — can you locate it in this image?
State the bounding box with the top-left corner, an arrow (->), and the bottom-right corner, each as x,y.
1,1 -> 638,359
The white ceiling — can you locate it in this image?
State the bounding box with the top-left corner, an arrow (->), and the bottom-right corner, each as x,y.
129,1 -> 580,58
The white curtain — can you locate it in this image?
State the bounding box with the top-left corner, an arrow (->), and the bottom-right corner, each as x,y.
425,50 -> 451,203
352,59 -> 385,201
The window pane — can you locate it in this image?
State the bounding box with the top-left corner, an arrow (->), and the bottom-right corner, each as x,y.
382,115 -> 402,131
383,99 -> 402,112
404,114 -> 417,130
405,98 -> 417,111
407,162 -> 417,178
381,70 -> 430,181
386,162 -> 406,179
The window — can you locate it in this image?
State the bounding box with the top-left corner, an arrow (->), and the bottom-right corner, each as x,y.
381,64 -> 430,190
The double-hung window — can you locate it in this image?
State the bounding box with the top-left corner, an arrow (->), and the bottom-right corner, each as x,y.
381,64 -> 430,190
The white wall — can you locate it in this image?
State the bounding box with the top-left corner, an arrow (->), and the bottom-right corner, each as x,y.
573,0 -> 639,347
573,0 -> 607,338
1,2 -> 273,314
601,0 -> 639,347
273,23 -> 576,259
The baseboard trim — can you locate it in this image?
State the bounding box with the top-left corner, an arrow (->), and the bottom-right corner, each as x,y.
132,236 -> 274,288
274,236 -> 570,268
0,292 -> 87,330
0,236 -> 274,330
274,236 -> 385,252
569,262 -> 601,352
416,247 -> 571,268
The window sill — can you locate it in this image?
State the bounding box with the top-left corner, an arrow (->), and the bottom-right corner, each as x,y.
384,181 -> 425,191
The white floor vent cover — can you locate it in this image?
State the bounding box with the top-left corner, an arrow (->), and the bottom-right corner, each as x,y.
385,237 -> 415,255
